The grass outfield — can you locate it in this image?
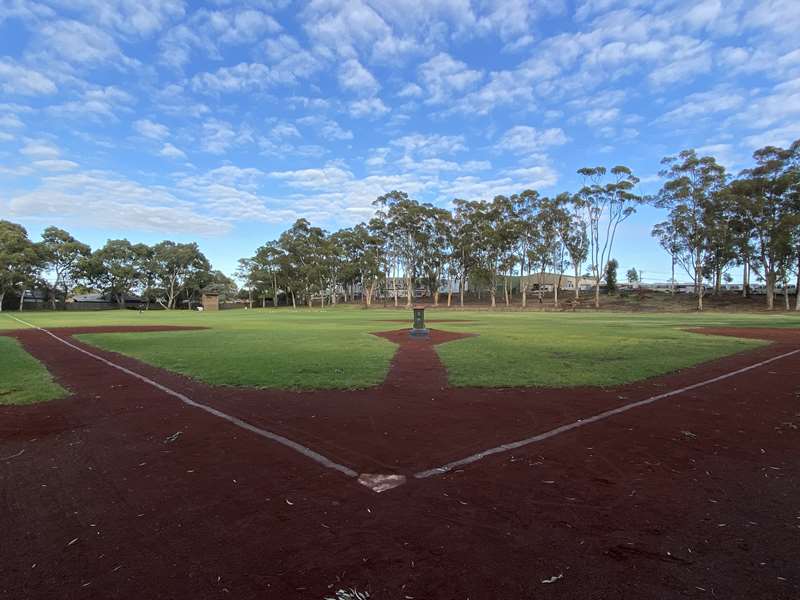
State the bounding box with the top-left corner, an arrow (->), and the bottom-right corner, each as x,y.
2,308 -> 799,398
0,336 -> 68,405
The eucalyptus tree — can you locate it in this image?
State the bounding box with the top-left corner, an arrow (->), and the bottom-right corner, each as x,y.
480,196 -> 517,308
235,257 -> 257,308
554,192 -> 588,300
511,189 -> 540,308
576,165 -> 643,308
0,221 -> 43,311
384,191 -> 426,307
150,241 -> 210,309
366,217 -> 392,305
451,199 -> 483,307
540,196 -> 571,307
348,223 -> 385,306
727,140 -> 800,309
526,199 -> 559,304
250,241 -> 283,307
278,219 -> 327,308
654,151 -> 726,311
40,227 -> 90,309
81,239 -> 142,309
419,205 -> 451,306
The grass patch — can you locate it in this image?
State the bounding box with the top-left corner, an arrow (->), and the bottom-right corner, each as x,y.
432,312 -> 797,387
0,336 -> 68,404
4,308 -> 799,392
75,310 -> 398,390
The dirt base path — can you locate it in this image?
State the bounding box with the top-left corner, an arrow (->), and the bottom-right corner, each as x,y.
1,325 -> 799,599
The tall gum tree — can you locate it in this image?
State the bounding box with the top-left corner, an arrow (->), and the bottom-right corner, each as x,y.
575,165 -> 643,308
40,227 -> 90,309
655,151 -> 727,311
728,140 -> 800,310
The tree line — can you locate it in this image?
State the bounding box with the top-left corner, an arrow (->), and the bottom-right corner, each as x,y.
2,139 -> 798,312
0,227 -> 234,311
238,139 -> 800,311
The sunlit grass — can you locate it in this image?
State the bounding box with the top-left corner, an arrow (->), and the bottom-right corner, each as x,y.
3,307 -> 799,393
0,336 -> 68,404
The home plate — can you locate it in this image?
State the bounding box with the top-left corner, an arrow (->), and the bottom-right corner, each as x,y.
358,473 -> 407,493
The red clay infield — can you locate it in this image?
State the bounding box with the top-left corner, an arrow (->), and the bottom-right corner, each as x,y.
1,324 -> 799,599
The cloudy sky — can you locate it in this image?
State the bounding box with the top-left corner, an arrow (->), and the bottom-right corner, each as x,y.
1,0 -> 799,281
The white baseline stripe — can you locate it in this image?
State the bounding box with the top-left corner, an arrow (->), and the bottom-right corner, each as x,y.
6,315 -> 358,478
415,346 -> 800,479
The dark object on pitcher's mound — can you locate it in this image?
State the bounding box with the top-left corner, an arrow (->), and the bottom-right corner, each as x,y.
410,305 -> 429,337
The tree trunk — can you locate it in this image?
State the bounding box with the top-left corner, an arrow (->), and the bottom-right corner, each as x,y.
765,271 -> 775,310
574,264 -> 580,299
695,261 -> 703,311
18,288 -> 25,311
670,254 -> 675,294
0,291 -> 5,312
291,290 -> 296,309
118,293 -> 126,310
784,278 -> 790,310
447,284 -> 452,307
393,261 -> 399,307
503,275 -> 509,307
262,296 -> 266,308
795,256 -> 800,311
554,274 -> 562,308
594,280 -> 600,309
742,260 -> 749,297
406,271 -> 413,308
459,275 -> 465,307
522,280 -> 527,308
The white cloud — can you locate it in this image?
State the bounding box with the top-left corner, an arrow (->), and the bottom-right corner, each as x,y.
440,166 -> 558,200
48,86 -> 135,120
159,6 -> 281,67
200,119 -> 239,154
192,63 -> 272,93
300,0 -> 418,62
0,114 -> 25,129
53,0 -> 185,36
397,83 -> 422,97
271,122 -> 301,139
657,87 -> 744,123
496,126 -> 569,153
419,53 -> 483,104
34,19 -> 137,68
647,38 -> 712,86
391,133 -> 466,157
7,170 -> 232,235
134,119 -> 169,140
0,59 -> 57,95
743,123 -> 800,149
262,34 -> 325,84
349,97 -> 390,118
32,159 -> 79,171
21,140 -> 61,158
297,116 -> 353,141
159,143 -> 187,159
338,58 -> 381,96
270,165 -> 353,189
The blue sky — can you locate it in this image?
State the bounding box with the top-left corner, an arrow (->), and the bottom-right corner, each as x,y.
1,0 -> 799,283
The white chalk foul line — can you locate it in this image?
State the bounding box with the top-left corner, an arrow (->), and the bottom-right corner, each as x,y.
6,315 -> 359,479
414,346 -> 800,479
